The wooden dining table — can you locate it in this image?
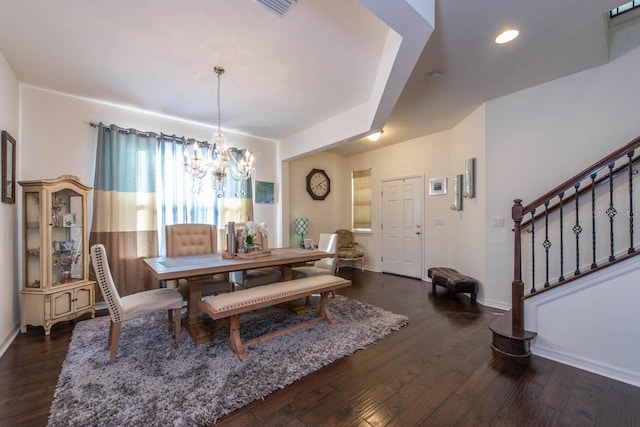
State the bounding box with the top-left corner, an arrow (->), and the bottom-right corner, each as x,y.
142,248 -> 331,343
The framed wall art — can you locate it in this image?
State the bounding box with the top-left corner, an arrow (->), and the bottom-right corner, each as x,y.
429,177 -> 447,196
254,180 -> 275,204
1,130 -> 16,204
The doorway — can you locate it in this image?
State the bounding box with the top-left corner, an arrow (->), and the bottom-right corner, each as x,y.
381,176 -> 423,279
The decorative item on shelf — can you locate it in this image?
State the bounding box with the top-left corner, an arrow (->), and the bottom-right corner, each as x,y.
63,213 -> 76,227
183,66 -> 255,196
451,174 -> 463,211
463,158 -> 475,198
54,248 -> 80,284
51,196 -> 66,227
303,238 -> 314,250
295,218 -> 309,248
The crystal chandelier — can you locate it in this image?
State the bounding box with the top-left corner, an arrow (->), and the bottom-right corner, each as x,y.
184,66 -> 255,196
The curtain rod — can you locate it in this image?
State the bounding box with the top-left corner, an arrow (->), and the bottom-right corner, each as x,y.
89,122 -> 207,145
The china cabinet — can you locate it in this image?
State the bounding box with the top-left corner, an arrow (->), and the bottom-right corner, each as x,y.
19,175 -> 95,335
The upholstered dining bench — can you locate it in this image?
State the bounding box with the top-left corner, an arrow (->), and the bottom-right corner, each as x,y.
428,267 -> 478,302
199,275 -> 351,359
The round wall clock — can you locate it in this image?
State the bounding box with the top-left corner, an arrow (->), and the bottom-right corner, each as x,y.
306,168 -> 331,200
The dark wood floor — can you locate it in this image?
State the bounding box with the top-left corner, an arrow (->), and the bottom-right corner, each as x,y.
2,269 -> 639,426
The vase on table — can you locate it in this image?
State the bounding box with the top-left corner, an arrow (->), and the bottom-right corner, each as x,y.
245,243 -> 254,252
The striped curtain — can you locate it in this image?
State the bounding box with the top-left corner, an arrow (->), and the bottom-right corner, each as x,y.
89,123 -> 159,297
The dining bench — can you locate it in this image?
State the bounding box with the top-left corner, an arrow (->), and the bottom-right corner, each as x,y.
199,274 -> 351,359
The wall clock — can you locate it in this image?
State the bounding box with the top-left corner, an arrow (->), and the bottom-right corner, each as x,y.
306,168 -> 330,200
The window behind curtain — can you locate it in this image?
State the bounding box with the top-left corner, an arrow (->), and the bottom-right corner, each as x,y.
156,138 -> 218,255
352,169 -> 372,231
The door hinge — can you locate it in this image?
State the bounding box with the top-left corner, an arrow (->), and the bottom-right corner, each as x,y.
381,223 -> 383,230
381,256 -> 383,262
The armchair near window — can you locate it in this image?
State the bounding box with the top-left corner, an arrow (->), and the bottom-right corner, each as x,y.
165,224 -> 233,298
335,229 -> 364,272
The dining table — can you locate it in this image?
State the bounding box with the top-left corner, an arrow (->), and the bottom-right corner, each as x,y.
142,248 -> 332,343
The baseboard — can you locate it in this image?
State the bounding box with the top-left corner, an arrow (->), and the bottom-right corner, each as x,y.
479,298 -> 511,311
0,323 -> 20,359
532,344 -> 640,388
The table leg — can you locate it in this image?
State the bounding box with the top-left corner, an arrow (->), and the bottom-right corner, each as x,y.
183,277 -> 213,344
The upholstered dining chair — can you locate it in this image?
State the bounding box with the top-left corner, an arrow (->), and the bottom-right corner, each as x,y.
90,244 -> 183,364
229,226 -> 282,289
165,223 -> 233,298
292,233 -> 338,278
335,229 -> 365,272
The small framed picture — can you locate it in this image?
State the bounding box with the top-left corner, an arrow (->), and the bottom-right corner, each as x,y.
254,181 -> 275,204
63,213 -> 76,227
429,177 -> 447,196
303,238 -> 314,250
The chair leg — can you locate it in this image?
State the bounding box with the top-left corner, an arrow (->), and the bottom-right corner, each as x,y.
168,310 -> 173,331
109,322 -> 122,364
173,308 -> 181,345
108,320 -> 114,347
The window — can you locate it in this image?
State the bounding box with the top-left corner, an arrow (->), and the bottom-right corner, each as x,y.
610,1 -> 640,18
352,169 -> 372,231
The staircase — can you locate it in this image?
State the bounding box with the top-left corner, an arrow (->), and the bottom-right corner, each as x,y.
490,135 -> 640,358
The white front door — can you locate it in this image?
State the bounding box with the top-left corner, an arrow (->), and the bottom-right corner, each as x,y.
381,176 -> 423,278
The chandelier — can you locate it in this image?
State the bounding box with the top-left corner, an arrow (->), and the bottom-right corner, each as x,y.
184,66 -> 255,196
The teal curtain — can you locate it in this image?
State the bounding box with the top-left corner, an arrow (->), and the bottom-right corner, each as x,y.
89,123 -> 159,297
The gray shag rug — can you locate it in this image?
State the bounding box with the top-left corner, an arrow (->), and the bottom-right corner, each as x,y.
48,295 -> 408,427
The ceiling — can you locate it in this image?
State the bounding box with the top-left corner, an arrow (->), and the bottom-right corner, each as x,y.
0,0 -> 626,156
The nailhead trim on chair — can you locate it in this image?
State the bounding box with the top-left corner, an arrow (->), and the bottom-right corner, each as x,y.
91,245 -> 122,323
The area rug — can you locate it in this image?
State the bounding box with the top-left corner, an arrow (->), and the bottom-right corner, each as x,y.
48,295 -> 408,427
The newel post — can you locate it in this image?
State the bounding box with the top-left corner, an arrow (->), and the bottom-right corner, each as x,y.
512,199 -> 524,329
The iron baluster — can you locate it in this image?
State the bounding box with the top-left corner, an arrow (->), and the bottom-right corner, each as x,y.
629,151 -> 635,254
591,173 -> 597,269
530,208 -> 536,293
543,201 -> 551,288
559,192 -> 565,281
573,182 -> 582,275
607,162 -> 617,261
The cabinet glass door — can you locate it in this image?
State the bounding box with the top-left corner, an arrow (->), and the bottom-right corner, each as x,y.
24,190 -> 41,288
51,189 -> 84,286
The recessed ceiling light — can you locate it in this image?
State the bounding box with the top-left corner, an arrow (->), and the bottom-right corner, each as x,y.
495,29 -> 519,44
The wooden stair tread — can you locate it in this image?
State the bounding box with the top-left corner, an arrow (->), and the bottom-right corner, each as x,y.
489,310 -> 536,341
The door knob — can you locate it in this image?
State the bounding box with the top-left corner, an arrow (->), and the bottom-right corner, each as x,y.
416,232 -> 421,235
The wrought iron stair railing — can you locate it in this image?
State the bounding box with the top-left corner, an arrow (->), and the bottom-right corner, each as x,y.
491,135 -> 640,357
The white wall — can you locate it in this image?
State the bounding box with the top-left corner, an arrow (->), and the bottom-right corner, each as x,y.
0,50 -> 20,356
525,257 -> 640,387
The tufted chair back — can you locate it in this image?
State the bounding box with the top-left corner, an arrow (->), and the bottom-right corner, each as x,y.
165,224 -> 232,296
166,224 -> 217,257
336,229 -> 354,250
91,243 -> 125,323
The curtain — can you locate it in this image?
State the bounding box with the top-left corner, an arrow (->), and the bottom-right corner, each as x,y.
89,123 -> 159,297
156,136 -> 217,255
217,149 -> 254,228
